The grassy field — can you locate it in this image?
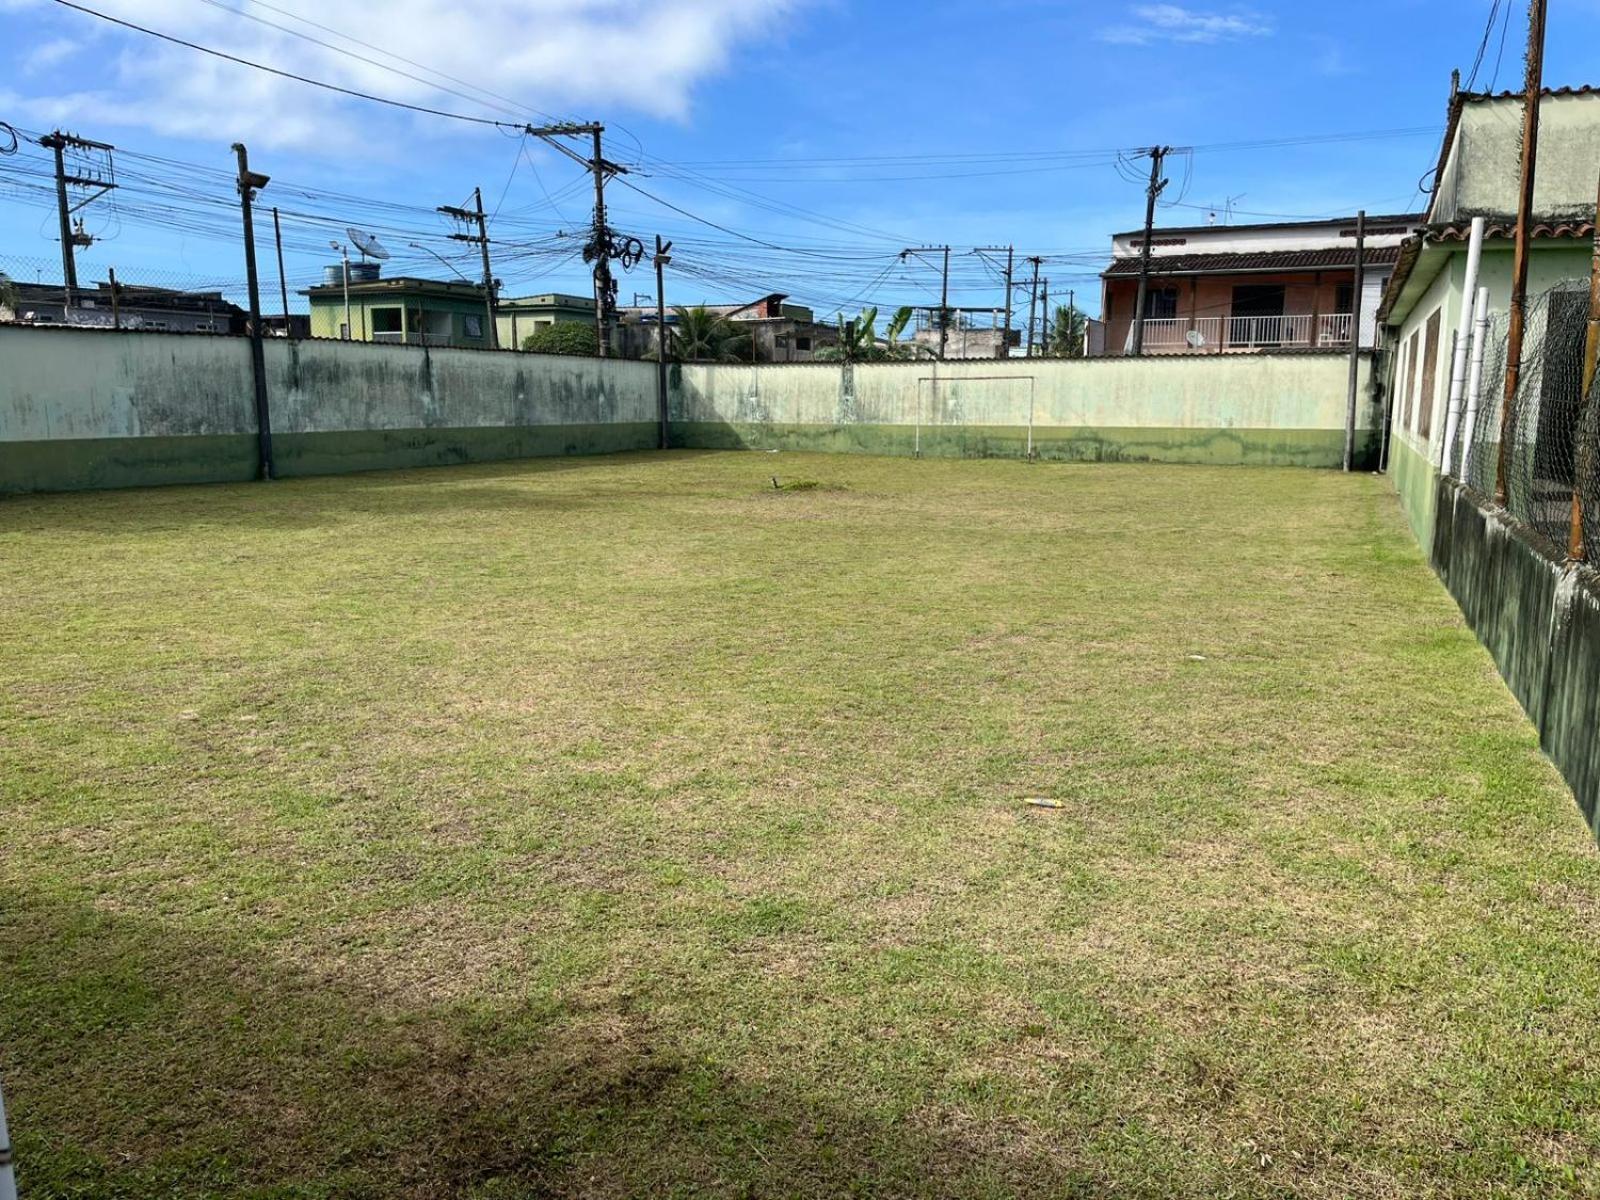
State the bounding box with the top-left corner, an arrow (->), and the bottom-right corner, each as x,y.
2,451 -> 1598,1199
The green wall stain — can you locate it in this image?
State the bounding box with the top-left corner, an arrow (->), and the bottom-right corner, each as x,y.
672,421 -> 1373,469
2,425 -> 658,493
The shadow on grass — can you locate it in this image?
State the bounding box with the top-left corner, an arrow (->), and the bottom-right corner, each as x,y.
0,889 -> 1099,1199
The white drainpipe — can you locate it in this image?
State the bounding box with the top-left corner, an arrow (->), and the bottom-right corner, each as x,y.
1440,216 -> 1486,476
1461,284 -> 1493,481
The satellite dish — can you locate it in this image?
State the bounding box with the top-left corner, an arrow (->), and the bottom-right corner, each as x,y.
347,227 -> 390,262
1185,329 -> 1207,347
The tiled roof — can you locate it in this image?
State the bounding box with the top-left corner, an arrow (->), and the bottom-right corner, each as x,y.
1428,220 -> 1596,242
1460,84 -> 1600,103
1102,245 -> 1401,278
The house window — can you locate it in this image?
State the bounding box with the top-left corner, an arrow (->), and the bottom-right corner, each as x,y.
795,336 -> 812,352
371,307 -> 403,334
463,314 -> 484,339
1418,310 -> 1441,441
1334,282 -> 1355,315
1142,287 -> 1178,319
1402,330 -> 1420,431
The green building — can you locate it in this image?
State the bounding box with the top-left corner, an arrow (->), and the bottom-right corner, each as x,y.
304,274 -> 494,348
496,292 -> 595,349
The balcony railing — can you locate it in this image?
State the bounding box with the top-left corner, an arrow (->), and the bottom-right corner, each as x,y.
1126,312 -> 1356,355
370,330 -> 453,346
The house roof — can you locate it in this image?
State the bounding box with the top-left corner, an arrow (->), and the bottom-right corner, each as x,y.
1377,219 -> 1596,323
1109,213 -> 1420,240
1102,245 -> 1401,279
301,275 -> 486,299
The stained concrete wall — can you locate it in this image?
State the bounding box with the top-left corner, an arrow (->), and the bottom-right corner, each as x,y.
670,352 -> 1376,467
0,326 -> 657,492
1429,478 -> 1600,839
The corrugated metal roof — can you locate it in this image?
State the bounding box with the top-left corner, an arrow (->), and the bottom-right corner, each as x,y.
1102,245 -> 1401,278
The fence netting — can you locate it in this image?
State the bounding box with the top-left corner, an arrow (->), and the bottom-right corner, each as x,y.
1446,283 -> 1597,552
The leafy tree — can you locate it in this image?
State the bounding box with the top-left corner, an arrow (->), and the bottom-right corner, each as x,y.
1048,304 -> 1089,357
0,273 -> 17,320
668,305 -> 743,362
521,321 -> 597,356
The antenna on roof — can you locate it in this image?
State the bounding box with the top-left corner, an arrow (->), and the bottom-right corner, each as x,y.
347,227 -> 390,262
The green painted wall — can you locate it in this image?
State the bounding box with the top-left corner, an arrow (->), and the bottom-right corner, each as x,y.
1388,435 -> 1439,549
1427,478 -> 1600,840
0,327 -> 658,492
670,353 -> 1377,469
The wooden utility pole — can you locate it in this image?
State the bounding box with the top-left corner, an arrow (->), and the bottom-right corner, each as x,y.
654,236 -> 672,449
232,143 -> 274,481
107,265 -> 120,329
1567,177 -> 1600,560
1496,0 -> 1547,505
272,206 -> 290,335
1131,145 -> 1171,357
437,189 -> 497,348
1024,256 -> 1042,357
1343,211 -> 1366,471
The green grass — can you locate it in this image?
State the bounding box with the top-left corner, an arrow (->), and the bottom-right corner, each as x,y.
2,451 -> 1598,1199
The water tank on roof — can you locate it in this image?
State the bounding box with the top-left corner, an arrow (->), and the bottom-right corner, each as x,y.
324,262 -> 381,285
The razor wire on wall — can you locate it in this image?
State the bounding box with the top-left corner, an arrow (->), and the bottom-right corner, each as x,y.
1447,283 -> 1598,553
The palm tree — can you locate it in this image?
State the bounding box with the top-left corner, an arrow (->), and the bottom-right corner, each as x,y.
669,305 -> 742,362
1048,304 -> 1088,357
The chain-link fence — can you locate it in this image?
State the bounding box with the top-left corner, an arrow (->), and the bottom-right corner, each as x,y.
1448,283 -> 1597,552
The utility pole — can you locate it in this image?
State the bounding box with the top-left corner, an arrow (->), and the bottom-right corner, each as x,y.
38,130 -> 116,322
972,246 -> 1013,358
523,122 -> 631,358
232,142 -> 274,481
1343,211 -> 1366,472
1496,0 -> 1546,504
1040,278 -> 1050,356
272,206 -> 290,336
1568,178 -> 1600,560
1024,256 -> 1042,357
654,235 -> 672,449
1068,288 -> 1077,356
1003,246 -> 1014,358
437,187 -> 497,348
902,246 -> 952,359
107,265 -> 120,329
1131,145 -> 1171,357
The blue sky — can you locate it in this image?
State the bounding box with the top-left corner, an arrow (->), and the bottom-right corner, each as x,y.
2,0 -> 1598,318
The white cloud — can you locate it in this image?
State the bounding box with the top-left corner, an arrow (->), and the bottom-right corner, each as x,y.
23,37 -> 78,73
1098,5 -> 1271,46
6,0 -> 797,152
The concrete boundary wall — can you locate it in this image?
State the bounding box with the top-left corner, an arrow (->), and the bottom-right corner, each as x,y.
670,353 -> 1376,468
0,326 -> 657,492
4,326 -> 1374,492
1427,477 -> 1600,838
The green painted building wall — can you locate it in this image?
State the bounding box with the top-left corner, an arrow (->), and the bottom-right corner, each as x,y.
306,289 -> 492,347
670,353 -> 1377,467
